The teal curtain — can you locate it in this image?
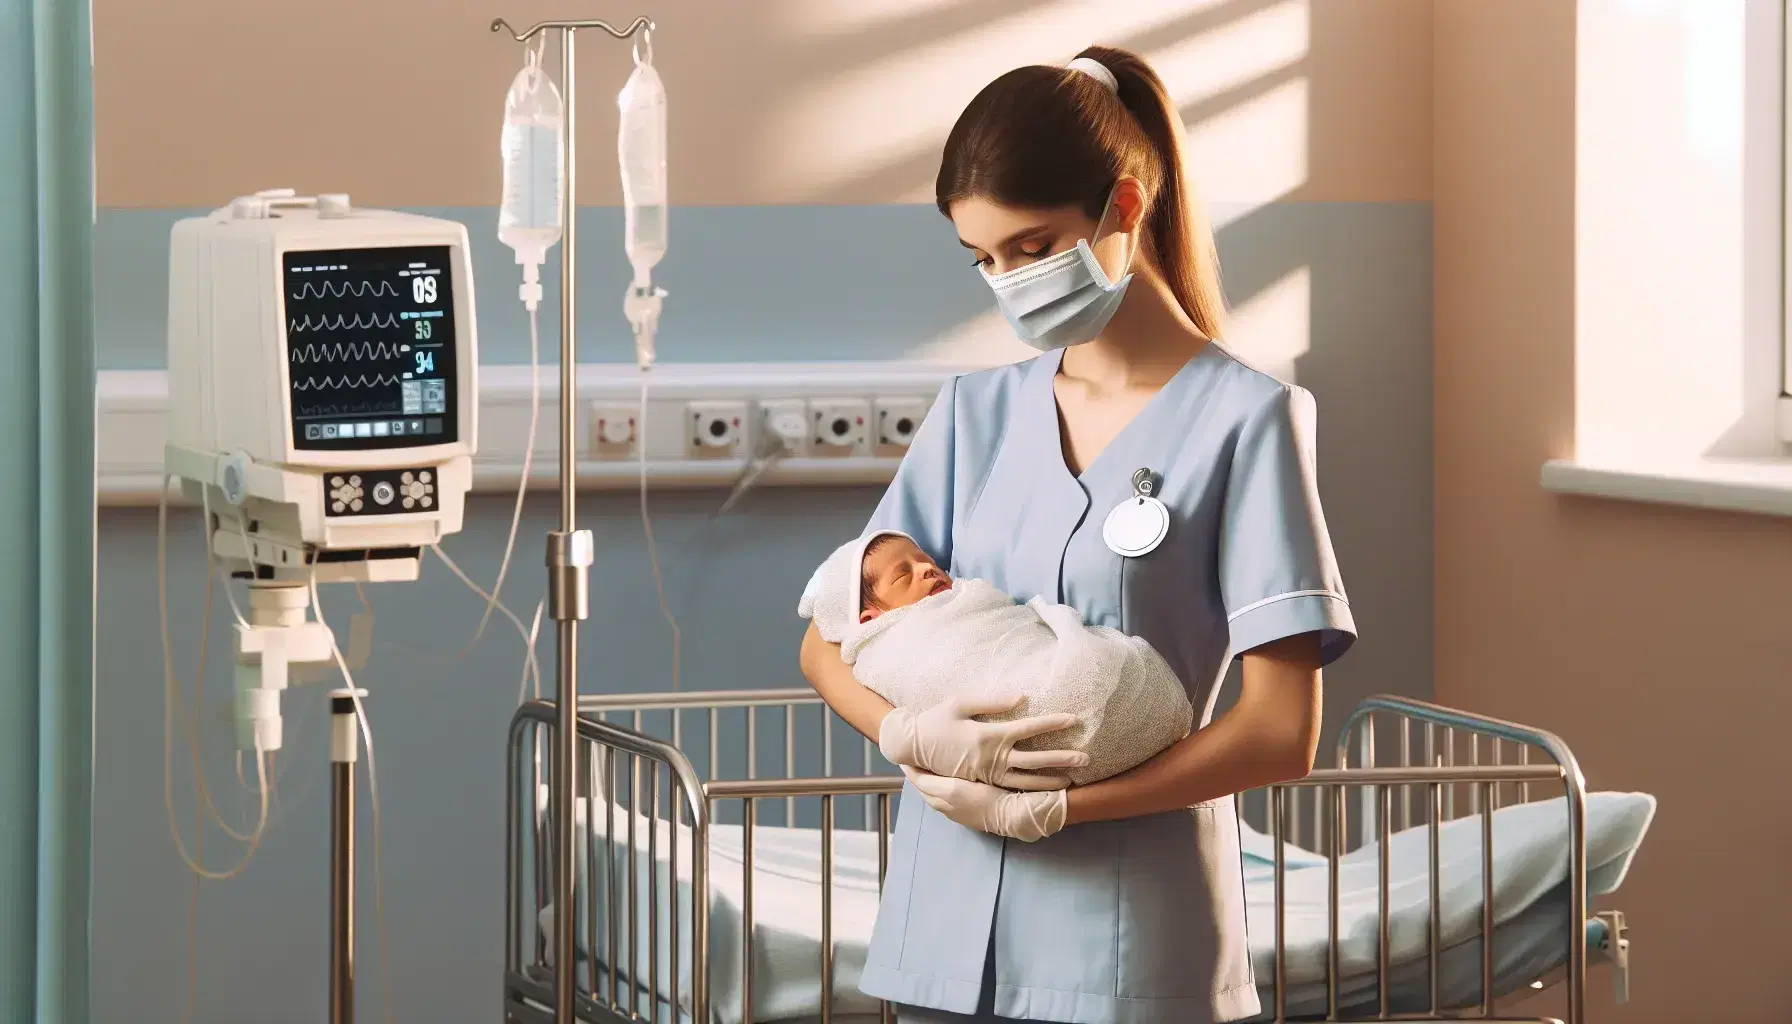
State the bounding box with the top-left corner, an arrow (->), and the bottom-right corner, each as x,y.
0,0 -> 96,1021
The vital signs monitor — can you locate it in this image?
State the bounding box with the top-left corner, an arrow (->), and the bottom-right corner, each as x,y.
165,190 -> 479,582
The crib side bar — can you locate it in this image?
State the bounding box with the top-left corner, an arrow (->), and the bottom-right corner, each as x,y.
508,700 -> 713,1024
579,687 -> 824,712
1303,695 -> 1590,1024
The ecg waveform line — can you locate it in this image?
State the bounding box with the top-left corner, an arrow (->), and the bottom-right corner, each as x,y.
291,280 -> 401,301
289,312 -> 403,333
292,373 -> 404,391
290,341 -> 405,364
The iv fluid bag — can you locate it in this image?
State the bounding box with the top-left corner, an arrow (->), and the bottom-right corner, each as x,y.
499,64 -> 565,260
618,59 -> 668,284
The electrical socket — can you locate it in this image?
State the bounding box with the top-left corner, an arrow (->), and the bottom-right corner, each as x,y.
760,399 -> 808,456
591,403 -> 639,458
874,396 -> 930,452
811,398 -> 871,455
686,400 -> 748,458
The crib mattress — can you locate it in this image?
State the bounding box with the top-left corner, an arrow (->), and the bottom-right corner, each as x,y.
535,791 -> 1653,1024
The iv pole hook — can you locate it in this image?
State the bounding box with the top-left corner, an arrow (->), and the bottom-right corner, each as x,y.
489,16 -> 653,45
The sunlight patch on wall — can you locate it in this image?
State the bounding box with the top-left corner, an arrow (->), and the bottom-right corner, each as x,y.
1219,264 -> 1311,383
761,0 -> 1304,204
1190,76 -> 1310,228
1152,0 -> 1311,221
910,309 -> 1039,367
783,0 -> 991,38
1149,0 -> 1308,102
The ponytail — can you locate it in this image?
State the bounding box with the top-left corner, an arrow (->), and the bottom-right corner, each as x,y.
1084,47 -> 1226,340
936,45 -> 1227,339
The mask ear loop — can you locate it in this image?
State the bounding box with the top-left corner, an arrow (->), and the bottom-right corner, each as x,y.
1088,184 -> 1140,288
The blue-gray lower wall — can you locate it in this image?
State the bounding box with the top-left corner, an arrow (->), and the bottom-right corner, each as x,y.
93,201 -> 1433,1023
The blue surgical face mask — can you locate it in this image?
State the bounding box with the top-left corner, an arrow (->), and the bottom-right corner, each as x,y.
981,191 -> 1137,352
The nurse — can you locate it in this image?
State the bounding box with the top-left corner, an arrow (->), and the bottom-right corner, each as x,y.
799,45 -> 1356,1024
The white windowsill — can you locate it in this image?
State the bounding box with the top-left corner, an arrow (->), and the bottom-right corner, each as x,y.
1540,454 -> 1792,519
1542,397 -> 1792,518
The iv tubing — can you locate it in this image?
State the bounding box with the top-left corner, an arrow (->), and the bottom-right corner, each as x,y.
637,376 -> 682,690
157,479 -> 271,880
427,544 -> 546,703
461,298 -> 543,655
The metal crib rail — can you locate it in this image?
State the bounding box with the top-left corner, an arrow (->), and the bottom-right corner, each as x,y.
506,689 -> 1607,1024
1249,694 -> 1592,1024
509,689 -> 903,1024
507,700 -> 715,1024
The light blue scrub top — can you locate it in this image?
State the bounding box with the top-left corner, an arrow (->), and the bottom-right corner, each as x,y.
855,345 -> 1357,1024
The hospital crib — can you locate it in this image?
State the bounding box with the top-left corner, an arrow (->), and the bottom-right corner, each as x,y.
502,689 -> 1647,1024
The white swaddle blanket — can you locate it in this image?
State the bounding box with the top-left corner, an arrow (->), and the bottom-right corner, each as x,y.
798,533 -> 1193,785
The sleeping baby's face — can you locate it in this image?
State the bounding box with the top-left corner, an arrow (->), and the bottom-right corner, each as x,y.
860,535 -> 952,622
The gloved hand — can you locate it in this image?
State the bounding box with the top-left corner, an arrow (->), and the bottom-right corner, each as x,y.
877,694 -> 1087,790
902,766 -> 1069,843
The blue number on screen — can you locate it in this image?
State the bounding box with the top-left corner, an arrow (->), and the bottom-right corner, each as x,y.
414,351 -> 435,374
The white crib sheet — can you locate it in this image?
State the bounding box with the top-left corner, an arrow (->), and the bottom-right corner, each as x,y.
536,791 -> 1654,1024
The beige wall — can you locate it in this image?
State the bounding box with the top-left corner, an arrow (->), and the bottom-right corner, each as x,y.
95,0 -> 1431,208
1435,2 -> 1791,1021
92,1 -> 1779,1019
101,0 -> 1790,1019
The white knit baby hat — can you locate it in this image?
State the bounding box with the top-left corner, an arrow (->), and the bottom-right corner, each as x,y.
797,530 -> 914,643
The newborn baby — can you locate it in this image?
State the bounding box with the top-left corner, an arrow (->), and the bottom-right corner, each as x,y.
798,531 -> 1193,786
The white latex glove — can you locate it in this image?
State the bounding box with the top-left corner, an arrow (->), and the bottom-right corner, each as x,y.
902,766 -> 1068,843
877,694 -> 1087,790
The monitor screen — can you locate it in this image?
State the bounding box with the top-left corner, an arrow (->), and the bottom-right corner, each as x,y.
283,244 -> 460,451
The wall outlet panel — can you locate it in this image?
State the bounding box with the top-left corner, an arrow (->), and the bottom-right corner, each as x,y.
874,396 -> 931,452
97,362 -> 972,503
590,402 -> 640,458
811,398 -> 872,456
760,398 -> 809,457
686,400 -> 748,458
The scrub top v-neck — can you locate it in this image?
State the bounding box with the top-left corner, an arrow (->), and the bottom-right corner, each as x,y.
854,345 -> 1357,1024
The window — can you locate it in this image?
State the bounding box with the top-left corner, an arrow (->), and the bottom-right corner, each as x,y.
1541,0 -> 1792,516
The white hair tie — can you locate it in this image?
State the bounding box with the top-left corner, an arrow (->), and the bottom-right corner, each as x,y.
1066,57 -> 1118,94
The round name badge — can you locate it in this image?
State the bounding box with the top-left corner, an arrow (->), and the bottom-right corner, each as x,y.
1102,468 -> 1170,558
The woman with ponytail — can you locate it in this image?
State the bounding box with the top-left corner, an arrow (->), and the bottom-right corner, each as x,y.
800,46 -> 1357,1024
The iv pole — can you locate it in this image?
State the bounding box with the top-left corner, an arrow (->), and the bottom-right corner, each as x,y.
490,15 -> 653,1024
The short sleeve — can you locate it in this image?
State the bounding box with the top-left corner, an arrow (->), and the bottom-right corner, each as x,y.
1219,385 -> 1356,665
863,376 -> 958,567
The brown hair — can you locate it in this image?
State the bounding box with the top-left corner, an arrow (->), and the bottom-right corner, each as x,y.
859,533 -> 905,612
935,45 -> 1226,339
